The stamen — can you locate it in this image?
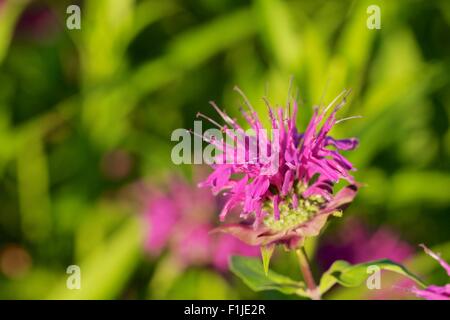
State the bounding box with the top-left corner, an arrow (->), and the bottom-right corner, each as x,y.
188,128 -> 211,144
239,105 -> 255,126
335,89 -> 353,112
335,115 -> 363,124
196,112 -> 223,129
323,89 -> 350,114
233,86 -> 256,113
188,128 -> 228,152
262,96 -> 272,110
209,101 -> 239,130
263,97 -> 277,129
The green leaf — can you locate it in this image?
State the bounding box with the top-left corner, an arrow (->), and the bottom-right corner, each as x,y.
261,244 -> 275,276
324,242 -> 450,300
319,259 -> 426,295
230,256 -> 308,297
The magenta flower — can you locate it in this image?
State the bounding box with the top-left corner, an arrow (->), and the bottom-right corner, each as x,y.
143,176 -> 259,270
199,88 -> 359,249
411,244 -> 450,300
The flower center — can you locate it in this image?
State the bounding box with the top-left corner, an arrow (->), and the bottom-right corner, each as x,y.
263,191 -> 327,232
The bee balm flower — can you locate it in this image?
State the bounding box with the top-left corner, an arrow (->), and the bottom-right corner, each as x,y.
199,88 -> 360,249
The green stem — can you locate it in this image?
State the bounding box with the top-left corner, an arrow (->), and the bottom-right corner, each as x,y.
296,247 -> 321,300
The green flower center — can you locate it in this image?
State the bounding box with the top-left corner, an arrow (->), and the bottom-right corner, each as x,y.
263,194 -> 326,231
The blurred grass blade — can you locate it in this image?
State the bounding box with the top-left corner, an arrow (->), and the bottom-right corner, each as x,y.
48,217 -> 144,299
131,0 -> 179,40
166,7 -> 255,69
0,0 -> 29,64
254,0 -> 301,71
81,0 -> 134,84
17,137 -> 51,242
83,7 -> 256,148
389,171 -> 450,207
147,255 -> 183,299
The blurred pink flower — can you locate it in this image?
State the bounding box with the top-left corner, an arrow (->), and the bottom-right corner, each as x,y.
411,244 -> 450,300
143,176 -> 259,270
318,219 -> 413,269
145,194 -> 178,254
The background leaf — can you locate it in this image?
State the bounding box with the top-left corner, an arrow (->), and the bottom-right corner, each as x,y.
230,256 -> 308,297
319,259 -> 426,296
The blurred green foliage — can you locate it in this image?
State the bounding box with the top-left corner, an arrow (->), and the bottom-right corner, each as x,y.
0,0 -> 448,299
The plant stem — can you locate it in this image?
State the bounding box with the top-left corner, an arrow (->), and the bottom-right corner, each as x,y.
296,247 -> 321,300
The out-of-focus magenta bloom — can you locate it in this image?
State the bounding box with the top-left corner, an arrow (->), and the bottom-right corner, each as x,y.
15,4 -> 58,40
199,88 -> 359,249
412,244 -> 450,300
143,177 -> 259,270
318,219 -> 413,269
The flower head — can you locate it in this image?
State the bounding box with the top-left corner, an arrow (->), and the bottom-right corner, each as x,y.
143,176 -> 259,270
411,244 -> 450,300
199,87 -> 360,249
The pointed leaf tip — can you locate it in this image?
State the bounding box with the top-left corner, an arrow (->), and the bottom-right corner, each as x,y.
261,244 -> 275,276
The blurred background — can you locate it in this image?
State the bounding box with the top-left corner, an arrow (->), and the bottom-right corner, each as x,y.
0,0 -> 449,299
